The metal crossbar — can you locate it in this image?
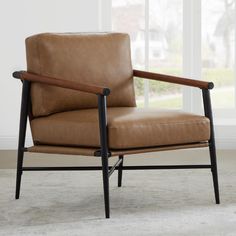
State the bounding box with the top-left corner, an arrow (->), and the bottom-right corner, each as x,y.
22,164 -> 211,172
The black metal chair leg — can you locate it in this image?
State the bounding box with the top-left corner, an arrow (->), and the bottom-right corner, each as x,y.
15,80 -> 30,199
98,94 -> 110,218
15,150 -> 24,199
209,143 -> 220,204
118,155 -> 123,187
202,88 -> 220,204
101,155 -> 110,218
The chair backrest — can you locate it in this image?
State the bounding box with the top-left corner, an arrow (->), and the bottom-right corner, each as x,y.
26,33 -> 136,117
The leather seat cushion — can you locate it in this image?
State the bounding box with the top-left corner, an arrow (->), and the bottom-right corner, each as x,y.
31,107 -> 210,149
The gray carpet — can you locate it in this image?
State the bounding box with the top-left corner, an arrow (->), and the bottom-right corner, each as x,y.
0,167 -> 236,235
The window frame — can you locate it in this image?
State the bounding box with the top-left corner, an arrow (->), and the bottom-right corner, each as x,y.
108,0 -> 236,119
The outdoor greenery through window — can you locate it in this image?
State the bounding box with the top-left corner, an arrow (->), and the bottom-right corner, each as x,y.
112,0 -> 236,112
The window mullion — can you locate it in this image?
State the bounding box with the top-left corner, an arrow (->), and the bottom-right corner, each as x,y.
144,0 -> 149,108
191,0 -> 202,114
235,0 -> 236,108
183,0 -> 193,112
183,0 -> 202,113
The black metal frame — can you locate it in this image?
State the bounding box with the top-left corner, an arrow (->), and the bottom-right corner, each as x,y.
97,94 -> 110,218
15,80 -> 30,199
15,81 -> 220,219
202,89 -> 220,204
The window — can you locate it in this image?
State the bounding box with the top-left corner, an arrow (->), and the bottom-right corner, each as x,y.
112,0 -> 236,118
112,0 -> 183,109
202,0 -> 235,109
149,0 -> 183,109
112,0 -> 145,106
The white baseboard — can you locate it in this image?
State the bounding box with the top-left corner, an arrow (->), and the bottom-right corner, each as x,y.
0,136 -> 33,150
215,138 -> 236,150
0,135 -> 235,150
215,125 -> 236,150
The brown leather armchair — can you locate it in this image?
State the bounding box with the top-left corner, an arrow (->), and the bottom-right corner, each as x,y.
13,33 -> 219,218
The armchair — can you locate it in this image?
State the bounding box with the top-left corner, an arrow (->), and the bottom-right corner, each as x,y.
13,33 -> 219,218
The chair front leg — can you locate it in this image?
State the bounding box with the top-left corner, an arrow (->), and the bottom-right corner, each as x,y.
15,80 -> 30,199
98,94 -> 110,218
202,89 -> 220,204
118,155 -> 124,187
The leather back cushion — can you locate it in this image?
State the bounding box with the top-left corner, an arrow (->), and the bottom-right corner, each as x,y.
26,33 -> 136,117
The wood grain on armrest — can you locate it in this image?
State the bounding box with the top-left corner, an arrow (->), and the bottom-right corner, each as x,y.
133,70 -> 214,90
13,71 -> 110,96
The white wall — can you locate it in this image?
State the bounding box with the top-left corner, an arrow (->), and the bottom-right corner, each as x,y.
0,0 -> 101,149
0,1 -> 234,150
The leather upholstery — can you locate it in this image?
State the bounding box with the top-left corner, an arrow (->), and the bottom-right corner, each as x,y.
27,145 -> 98,156
26,33 -> 136,117
27,142 -> 209,157
31,107 -> 210,149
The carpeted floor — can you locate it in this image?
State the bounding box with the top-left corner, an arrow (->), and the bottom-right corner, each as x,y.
0,159 -> 236,236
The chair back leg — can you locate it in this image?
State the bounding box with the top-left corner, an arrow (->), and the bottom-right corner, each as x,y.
101,155 -> 110,218
118,155 -> 124,187
15,80 -> 30,199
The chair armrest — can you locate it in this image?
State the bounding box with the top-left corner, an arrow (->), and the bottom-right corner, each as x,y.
133,70 -> 214,90
13,71 -> 111,96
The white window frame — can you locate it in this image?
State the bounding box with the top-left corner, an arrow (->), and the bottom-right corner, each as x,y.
102,0 -> 236,150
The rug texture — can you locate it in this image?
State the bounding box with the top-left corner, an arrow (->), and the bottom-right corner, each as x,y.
0,166 -> 236,236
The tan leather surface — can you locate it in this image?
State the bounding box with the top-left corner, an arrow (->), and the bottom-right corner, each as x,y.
110,142 -> 209,156
26,33 -> 136,117
31,107 -> 210,149
27,142 -> 208,157
27,145 -> 97,156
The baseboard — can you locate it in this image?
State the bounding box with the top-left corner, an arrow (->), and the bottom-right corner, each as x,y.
0,135 -> 236,150
215,138 -> 236,150
0,136 -> 33,150
215,125 -> 236,150
0,148 -> 235,169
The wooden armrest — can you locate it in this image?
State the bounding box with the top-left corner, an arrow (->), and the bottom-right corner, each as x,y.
133,70 -> 214,90
13,71 -> 111,96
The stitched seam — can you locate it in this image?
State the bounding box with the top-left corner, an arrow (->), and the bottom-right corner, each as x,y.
109,119 -> 210,129
36,35 -> 46,116
36,35 -> 42,74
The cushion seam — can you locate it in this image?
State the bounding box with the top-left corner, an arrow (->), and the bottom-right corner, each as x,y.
108,119 -> 210,129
